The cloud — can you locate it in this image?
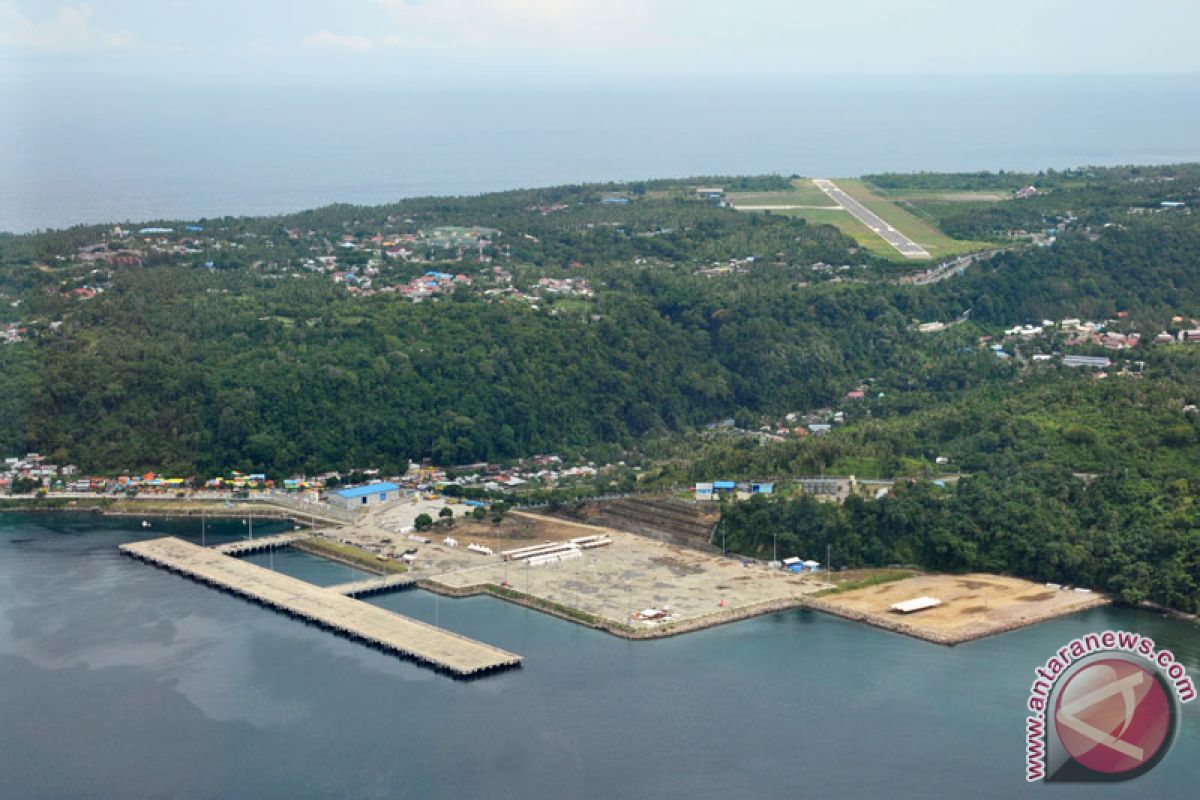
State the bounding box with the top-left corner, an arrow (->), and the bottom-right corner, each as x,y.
370,0 -> 682,52
0,2 -> 135,50
306,30 -> 378,51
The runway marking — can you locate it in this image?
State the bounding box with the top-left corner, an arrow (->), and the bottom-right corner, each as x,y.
812,179 -> 931,259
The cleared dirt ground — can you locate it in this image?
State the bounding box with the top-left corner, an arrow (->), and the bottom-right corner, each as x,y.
333,510 -> 830,635
815,572 -> 1108,644
327,508 -> 1105,644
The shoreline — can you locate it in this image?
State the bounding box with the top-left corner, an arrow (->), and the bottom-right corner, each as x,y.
1,501 -> 1133,645
0,497 -> 332,526
292,538 -> 407,576
414,575 -> 810,640
1138,600 -> 1200,628
804,593 -> 1112,646
414,574 -> 1109,644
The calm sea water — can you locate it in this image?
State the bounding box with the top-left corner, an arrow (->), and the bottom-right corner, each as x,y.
0,512 -> 1196,798
3,76 -> 1200,233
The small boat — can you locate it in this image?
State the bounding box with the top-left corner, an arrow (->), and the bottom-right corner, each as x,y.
141,521 -> 151,529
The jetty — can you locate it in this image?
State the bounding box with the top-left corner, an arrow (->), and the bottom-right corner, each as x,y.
215,532 -> 308,556
328,573 -> 417,597
120,537 -> 521,677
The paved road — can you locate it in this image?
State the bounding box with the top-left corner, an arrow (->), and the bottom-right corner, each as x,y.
812,179 -> 930,259
903,249 -> 1007,286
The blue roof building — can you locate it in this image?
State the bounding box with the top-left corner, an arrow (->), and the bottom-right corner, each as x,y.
330,481 -> 402,510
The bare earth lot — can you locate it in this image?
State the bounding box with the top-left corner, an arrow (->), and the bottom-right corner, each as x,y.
334,510 -> 830,636
811,572 -> 1109,645
308,507 -> 1109,644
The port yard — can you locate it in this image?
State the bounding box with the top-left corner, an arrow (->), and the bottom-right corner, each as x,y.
116,496 -> 1114,658
329,509 -> 831,637
809,572 -> 1110,645
248,503 -> 1111,644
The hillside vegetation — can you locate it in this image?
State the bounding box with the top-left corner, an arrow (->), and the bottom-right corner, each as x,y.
2,165 -> 1199,611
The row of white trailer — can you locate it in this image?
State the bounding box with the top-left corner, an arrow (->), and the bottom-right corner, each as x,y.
526,549 -> 583,567
500,535 -> 612,565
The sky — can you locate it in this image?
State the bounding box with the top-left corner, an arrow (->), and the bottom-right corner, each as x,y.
2,0 -> 1200,86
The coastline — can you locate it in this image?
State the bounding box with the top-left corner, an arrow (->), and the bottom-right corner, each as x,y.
415,575 -> 810,640
1139,600 -> 1200,628
804,593 -> 1112,646
292,537 -> 408,576
0,496 -> 325,525
0,499 -> 1126,645
416,573 -> 1109,644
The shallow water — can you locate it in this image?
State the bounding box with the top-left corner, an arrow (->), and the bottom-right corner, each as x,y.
0,512 -> 1195,798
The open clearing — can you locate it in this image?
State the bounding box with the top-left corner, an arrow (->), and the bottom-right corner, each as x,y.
812,572 -> 1108,644
735,178 -> 994,261
728,178 -> 834,208
876,190 -> 1008,203
814,179 -> 929,258
425,526 -> 829,633
334,509 -> 830,636
299,506 -> 1107,644
776,207 -> 906,259
835,179 -> 996,259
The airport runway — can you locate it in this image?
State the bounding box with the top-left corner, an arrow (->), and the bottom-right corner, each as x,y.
812,179 -> 930,259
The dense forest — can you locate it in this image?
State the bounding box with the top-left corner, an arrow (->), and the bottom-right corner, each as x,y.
705,360 -> 1200,611
2,165 -> 1199,610
2,167 -> 1199,473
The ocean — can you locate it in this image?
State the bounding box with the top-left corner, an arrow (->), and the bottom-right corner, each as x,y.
1,512 -> 1196,798
3,75 -> 1200,233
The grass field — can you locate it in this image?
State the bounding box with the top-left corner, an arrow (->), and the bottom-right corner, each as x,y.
831,179 -> 996,260
296,537 -> 409,574
869,188 -> 1008,203
728,178 -> 834,208
816,569 -> 918,596
774,207 -> 903,259
734,178 -> 994,261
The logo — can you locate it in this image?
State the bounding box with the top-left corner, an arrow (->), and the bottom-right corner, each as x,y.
1025,630 -> 1194,782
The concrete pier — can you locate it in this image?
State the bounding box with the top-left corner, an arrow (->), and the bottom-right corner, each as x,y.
121,537 -> 521,677
328,574 -> 417,597
214,533 -> 307,556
